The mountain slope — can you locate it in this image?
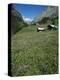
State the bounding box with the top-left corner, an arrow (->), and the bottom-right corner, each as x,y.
33,6 -> 58,23
11,4 -> 28,35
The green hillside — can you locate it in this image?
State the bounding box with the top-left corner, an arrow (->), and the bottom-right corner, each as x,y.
11,5 -> 28,35
37,17 -> 58,25
11,25 -> 58,76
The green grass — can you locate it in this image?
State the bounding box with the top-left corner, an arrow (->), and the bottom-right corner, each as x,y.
11,25 -> 58,76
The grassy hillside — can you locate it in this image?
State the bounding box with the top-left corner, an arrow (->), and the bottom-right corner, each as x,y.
11,24 -> 58,76
37,17 -> 58,25
11,5 -> 28,35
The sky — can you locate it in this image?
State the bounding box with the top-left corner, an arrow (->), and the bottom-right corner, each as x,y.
14,4 -> 48,22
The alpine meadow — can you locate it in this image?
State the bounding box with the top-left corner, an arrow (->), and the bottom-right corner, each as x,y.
8,4 -> 58,76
